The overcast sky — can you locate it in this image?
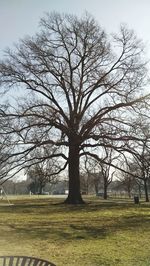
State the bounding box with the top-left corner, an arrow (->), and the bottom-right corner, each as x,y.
1,0 -> 150,58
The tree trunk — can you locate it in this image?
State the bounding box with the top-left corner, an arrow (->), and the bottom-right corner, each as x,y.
127,188 -> 132,198
138,183 -> 142,198
144,178 -> 149,202
64,136 -> 85,204
94,182 -> 99,196
103,179 -> 108,199
39,184 -> 43,195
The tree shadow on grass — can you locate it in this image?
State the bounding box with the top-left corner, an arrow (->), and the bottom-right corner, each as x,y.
2,211 -> 150,243
1,198 -> 150,243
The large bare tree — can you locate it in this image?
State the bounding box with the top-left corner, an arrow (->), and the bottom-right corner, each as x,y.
0,12 -> 149,203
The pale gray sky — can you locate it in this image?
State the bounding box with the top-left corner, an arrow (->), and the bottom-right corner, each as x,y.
0,0 -> 150,58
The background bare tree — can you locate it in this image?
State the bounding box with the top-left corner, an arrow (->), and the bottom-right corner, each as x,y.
0,12 -> 149,204
130,122 -> 150,202
99,147 -> 116,199
27,148 -> 59,194
83,148 -> 116,199
117,168 -> 136,198
83,156 -> 103,195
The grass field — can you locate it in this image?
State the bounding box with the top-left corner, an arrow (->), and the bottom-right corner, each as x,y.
0,195 -> 150,266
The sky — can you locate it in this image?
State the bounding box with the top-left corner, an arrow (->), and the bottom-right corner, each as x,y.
1,0 -> 150,58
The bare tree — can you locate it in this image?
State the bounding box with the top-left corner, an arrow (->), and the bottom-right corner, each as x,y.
99,148 -> 116,199
131,126 -> 150,202
27,164 -> 48,194
115,117 -> 150,201
0,104 -> 15,184
117,169 -> 136,198
84,146 -> 116,199
83,156 -> 102,195
0,12 -> 149,204
27,148 -> 59,194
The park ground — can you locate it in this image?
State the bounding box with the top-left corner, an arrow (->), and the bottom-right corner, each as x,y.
0,195 -> 150,266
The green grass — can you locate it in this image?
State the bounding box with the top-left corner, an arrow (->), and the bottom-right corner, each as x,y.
0,196 -> 150,265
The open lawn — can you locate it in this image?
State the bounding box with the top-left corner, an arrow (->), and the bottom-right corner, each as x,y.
0,196 -> 150,266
